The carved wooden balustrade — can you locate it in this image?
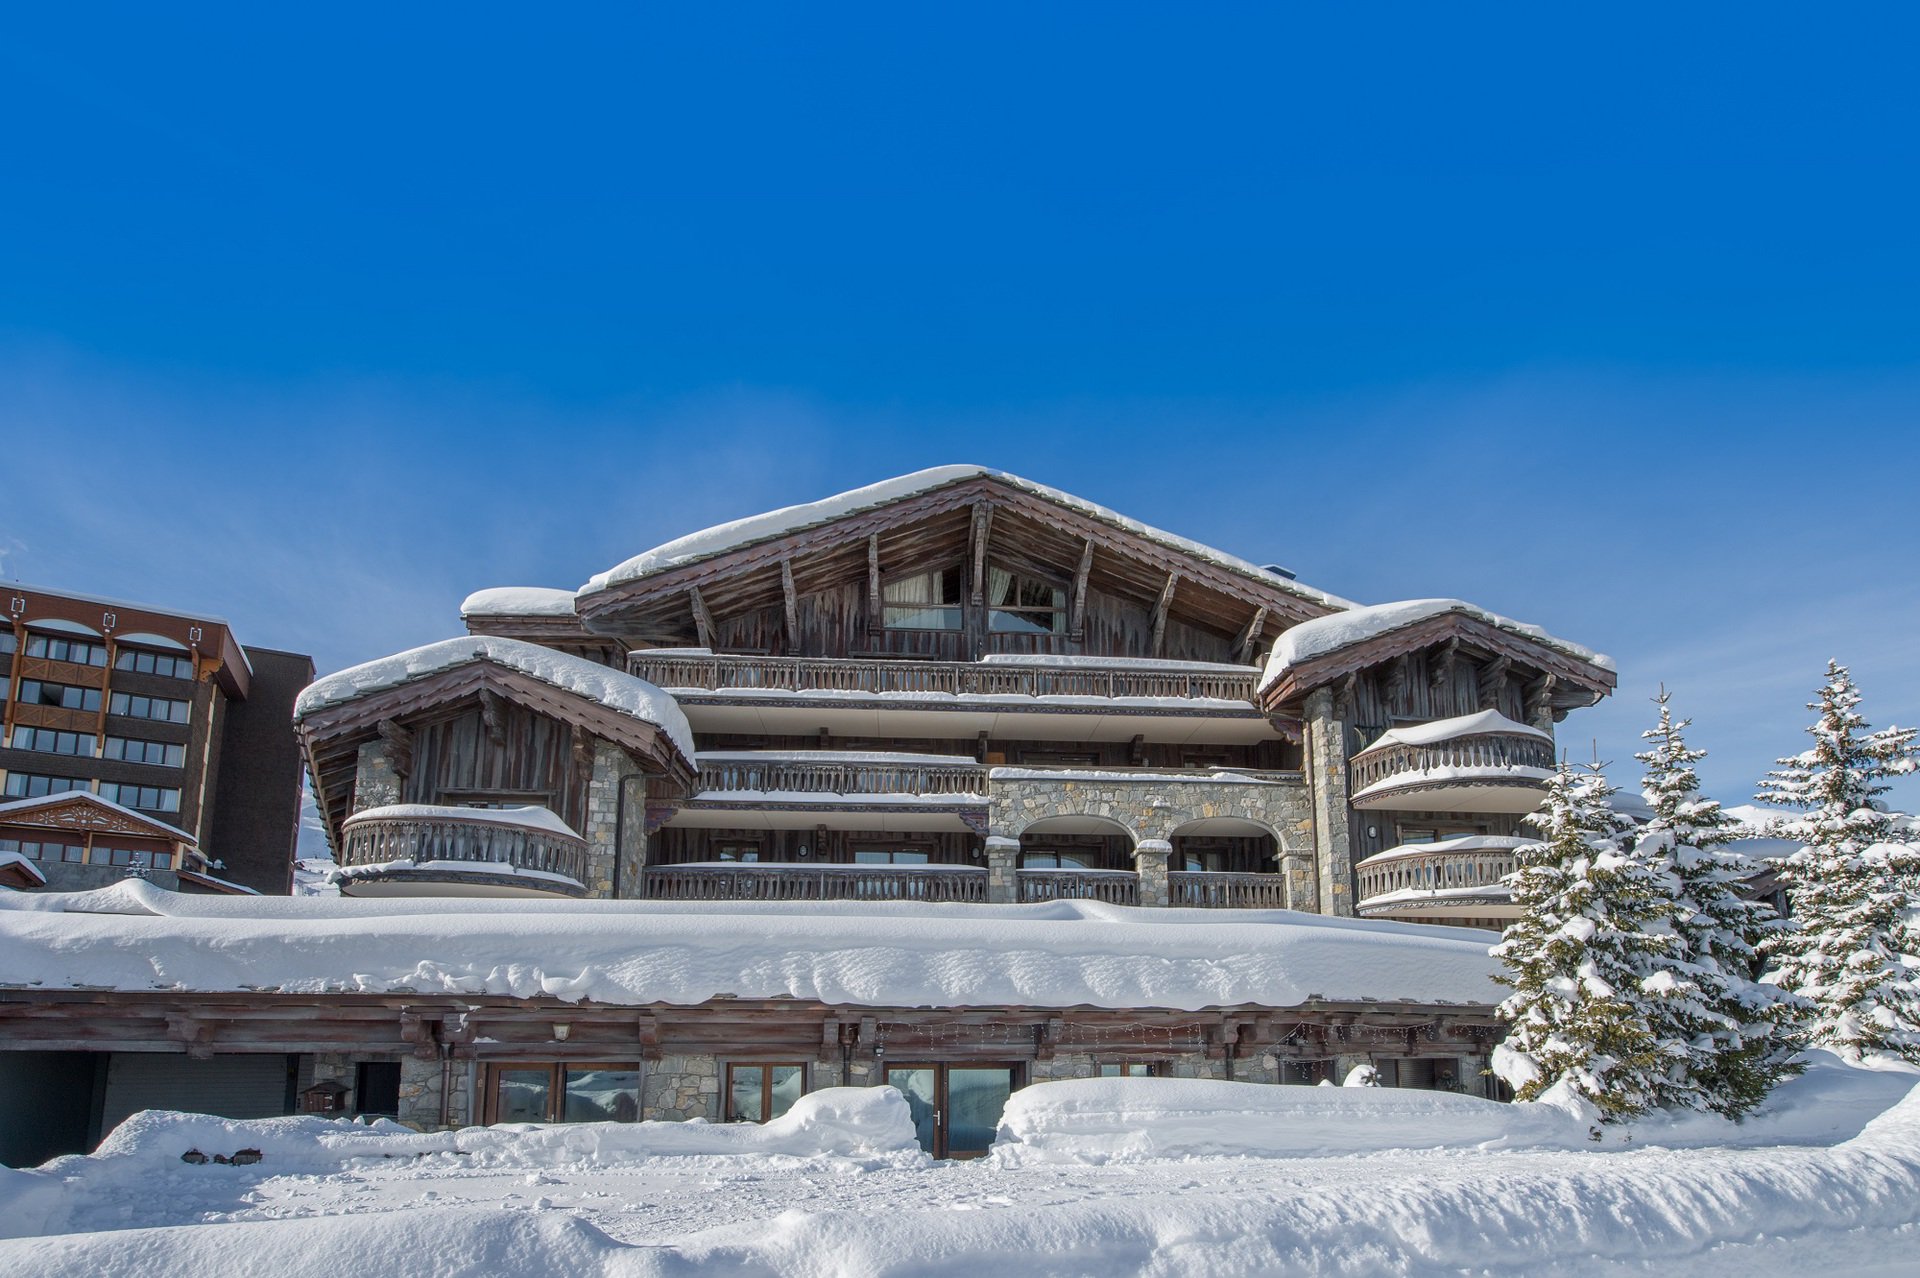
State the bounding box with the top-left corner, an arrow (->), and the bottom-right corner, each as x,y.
1167,870 -> 1290,909
631,651 -> 1260,703
643,862 -> 988,903
1016,867 -> 1141,905
339,809 -> 589,887
1348,731 -> 1556,799
1354,839 -> 1529,914
695,757 -> 987,798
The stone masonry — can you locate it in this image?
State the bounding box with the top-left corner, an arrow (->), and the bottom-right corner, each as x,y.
351,741 -> 403,814
583,740 -> 647,899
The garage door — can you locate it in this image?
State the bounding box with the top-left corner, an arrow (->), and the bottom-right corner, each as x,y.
99,1054 -> 297,1139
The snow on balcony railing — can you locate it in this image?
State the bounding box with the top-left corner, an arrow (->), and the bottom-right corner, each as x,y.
1016,867 -> 1140,905
642,861 -> 987,903
338,804 -> 589,889
1353,835 -> 1532,913
629,651 -> 1260,705
1349,713 -> 1556,804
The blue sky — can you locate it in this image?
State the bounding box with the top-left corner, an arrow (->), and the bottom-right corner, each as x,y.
2,5 -> 1915,806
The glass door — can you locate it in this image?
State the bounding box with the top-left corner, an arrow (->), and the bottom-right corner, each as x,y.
884,1064 -> 1018,1158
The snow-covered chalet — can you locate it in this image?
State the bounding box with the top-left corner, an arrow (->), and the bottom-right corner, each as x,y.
0,466 -> 1616,1162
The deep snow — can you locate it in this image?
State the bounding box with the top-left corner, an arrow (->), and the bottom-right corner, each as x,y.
0,1057 -> 1914,1277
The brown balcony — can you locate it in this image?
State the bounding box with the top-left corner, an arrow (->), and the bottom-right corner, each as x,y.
695,753 -> 987,800
1167,870 -> 1291,909
1016,867 -> 1140,905
1348,712 -> 1555,813
1353,836 -> 1531,923
630,651 -> 1260,704
642,862 -> 987,903
336,804 -> 589,898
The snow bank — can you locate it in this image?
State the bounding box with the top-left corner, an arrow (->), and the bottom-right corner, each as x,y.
1352,709 -> 1549,755
0,881 -> 1506,1010
294,636 -> 695,762
990,1078 -> 1585,1165
1261,598 -> 1614,692
459,587 -> 580,618
0,849 -> 46,886
580,466 -> 1355,610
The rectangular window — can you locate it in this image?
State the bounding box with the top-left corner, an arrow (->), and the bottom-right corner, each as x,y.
7,726 -> 98,757
103,737 -> 187,767
0,631 -> 15,654
98,847 -> 173,870
98,782 -> 181,813
1095,1062 -> 1157,1078
355,1062 -> 403,1116
1020,850 -> 1093,869
109,692 -> 190,723
726,1063 -> 806,1123
850,846 -> 931,865
882,568 -> 962,631
485,1063 -> 640,1124
24,635 -> 108,666
0,837 -> 86,863
113,648 -> 195,679
987,567 -> 1066,634
18,681 -> 103,712
2,773 -> 91,800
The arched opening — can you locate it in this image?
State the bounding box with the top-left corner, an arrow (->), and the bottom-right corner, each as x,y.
1166,817 -> 1279,874
1016,815 -> 1135,872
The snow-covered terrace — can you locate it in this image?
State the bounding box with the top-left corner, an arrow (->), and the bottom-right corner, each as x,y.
0,881 -> 1505,1011
334,804 -> 591,899
1355,835 -> 1532,923
1349,710 -> 1558,813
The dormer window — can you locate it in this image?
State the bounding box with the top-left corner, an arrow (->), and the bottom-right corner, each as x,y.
988,567 -> 1066,634
882,568 -> 962,630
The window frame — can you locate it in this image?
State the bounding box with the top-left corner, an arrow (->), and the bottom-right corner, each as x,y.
482,1060 -> 643,1124
986,564 -> 1068,635
724,1061 -> 808,1123
879,565 -> 964,632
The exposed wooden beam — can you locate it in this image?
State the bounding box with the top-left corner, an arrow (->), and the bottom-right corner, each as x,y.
375,718 -> 414,777
1150,572 -> 1179,657
969,502 -> 994,606
1235,606 -> 1268,665
779,558 -> 799,648
1478,654 -> 1512,710
687,585 -> 716,649
1070,539 -> 1094,639
1428,637 -> 1459,695
866,534 -> 881,635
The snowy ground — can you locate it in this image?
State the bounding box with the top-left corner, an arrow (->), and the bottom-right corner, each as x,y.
2,1055 -> 1916,1277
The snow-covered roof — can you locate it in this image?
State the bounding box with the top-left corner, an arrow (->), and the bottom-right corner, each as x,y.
1261,599 -> 1614,693
579,466 -> 1355,611
342,804 -> 582,840
0,882 -> 1506,1011
0,851 -> 47,887
459,587 -> 580,619
0,792 -> 197,845
294,637 -> 695,763
1353,710 -> 1550,758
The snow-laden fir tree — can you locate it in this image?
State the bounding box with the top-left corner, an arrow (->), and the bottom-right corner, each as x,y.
1492,761 -> 1674,1120
1632,691 -> 1804,1117
1756,661 -> 1920,1062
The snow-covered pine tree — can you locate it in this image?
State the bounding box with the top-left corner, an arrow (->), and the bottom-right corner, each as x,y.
1492,761 -> 1673,1120
1633,691 -> 1804,1117
1756,660 -> 1920,1062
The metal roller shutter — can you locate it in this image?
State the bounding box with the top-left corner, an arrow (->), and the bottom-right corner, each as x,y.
99,1054 -> 297,1139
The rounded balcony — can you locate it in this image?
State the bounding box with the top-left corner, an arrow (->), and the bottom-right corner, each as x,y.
1348,711 -> 1555,813
1353,835 -> 1531,925
335,804 -> 590,898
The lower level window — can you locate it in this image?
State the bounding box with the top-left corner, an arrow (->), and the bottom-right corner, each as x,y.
727,1063 -> 806,1122
1096,1062 -> 1157,1078
488,1062 -> 641,1124
99,846 -> 173,870
1021,850 -> 1092,869
850,847 -> 930,865
0,837 -> 85,863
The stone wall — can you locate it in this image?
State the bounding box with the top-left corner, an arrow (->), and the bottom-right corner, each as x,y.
988,773 -> 1312,849
583,741 -> 646,899
351,742 -> 403,814
1304,687 -> 1355,917
641,1053 -> 720,1121
395,1053 -> 471,1129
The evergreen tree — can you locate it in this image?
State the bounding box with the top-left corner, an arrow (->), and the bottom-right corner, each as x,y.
1633,691 -> 1804,1117
1756,661 -> 1920,1062
1492,761 -> 1673,1120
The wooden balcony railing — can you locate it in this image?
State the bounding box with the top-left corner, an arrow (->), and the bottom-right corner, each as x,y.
1016,867 -> 1141,905
643,862 -> 987,903
631,652 -> 1259,704
339,809 -> 589,887
1354,839 -> 1529,908
1167,870 -> 1290,909
696,756 -> 986,798
1349,732 -> 1556,798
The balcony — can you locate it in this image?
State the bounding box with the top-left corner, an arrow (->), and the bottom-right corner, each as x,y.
1353,835 -> 1531,923
1016,867 -> 1140,905
695,752 -> 987,799
1348,711 -> 1555,813
642,861 -> 987,903
1167,870 -> 1291,909
336,804 -> 589,898
630,651 -> 1261,704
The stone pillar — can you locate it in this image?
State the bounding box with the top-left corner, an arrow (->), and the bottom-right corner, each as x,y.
1305,686 -> 1355,917
352,742 -> 403,813
1133,838 -> 1171,907
584,741 -> 644,900
985,836 -> 1020,904
1280,851 -> 1317,913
